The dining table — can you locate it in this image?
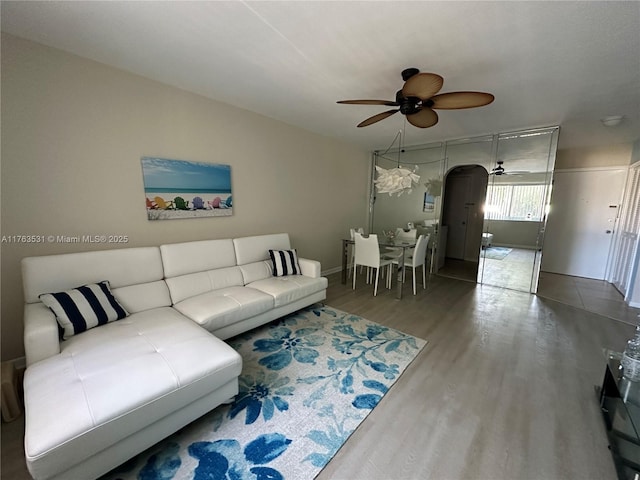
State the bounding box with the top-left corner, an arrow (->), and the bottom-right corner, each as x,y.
341,236 -> 417,299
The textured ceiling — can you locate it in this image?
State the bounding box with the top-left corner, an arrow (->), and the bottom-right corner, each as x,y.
2,1 -> 639,151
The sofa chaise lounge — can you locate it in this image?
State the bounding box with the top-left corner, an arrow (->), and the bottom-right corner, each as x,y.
21,233 -> 327,480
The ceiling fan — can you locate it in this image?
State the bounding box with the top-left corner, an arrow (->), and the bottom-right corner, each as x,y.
490,161 -> 530,176
337,67 -> 494,128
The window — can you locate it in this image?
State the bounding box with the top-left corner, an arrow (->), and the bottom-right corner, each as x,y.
485,184 -> 546,221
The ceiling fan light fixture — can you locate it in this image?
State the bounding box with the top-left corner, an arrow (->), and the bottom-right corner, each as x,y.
601,115 -> 624,127
338,68 -> 494,129
490,160 -> 505,176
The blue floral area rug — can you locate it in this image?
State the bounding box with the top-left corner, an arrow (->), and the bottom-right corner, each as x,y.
102,304 -> 426,480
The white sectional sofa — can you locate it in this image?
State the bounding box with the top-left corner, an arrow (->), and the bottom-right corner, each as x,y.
21,233 -> 327,480
160,234 -> 326,339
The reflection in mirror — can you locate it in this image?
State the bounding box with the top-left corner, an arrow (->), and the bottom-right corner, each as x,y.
438,136 -> 494,282
440,165 -> 489,282
370,127 -> 559,293
479,128 -> 558,292
371,143 -> 444,273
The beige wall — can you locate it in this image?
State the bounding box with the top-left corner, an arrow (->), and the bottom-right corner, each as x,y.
0,34 -> 370,361
483,220 -> 541,248
555,143 -> 633,169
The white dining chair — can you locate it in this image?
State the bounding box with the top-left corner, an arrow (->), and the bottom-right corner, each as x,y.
396,227 -> 417,242
353,232 -> 393,296
383,228 -> 418,260
393,234 -> 431,295
348,227 -> 365,278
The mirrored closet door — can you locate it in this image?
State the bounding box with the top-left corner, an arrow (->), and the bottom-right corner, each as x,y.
370,126 -> 559,293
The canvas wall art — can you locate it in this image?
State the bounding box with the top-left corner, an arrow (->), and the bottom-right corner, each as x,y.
141,157 -> 233,220
423,193 -> 435,212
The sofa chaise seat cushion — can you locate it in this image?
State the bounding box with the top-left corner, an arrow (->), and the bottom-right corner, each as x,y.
248,275 -> 329,307
172,286 -> 275,332
23,307 -> 242,479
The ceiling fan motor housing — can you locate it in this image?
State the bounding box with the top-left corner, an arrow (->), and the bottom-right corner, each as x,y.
395,90 -> 425,115
401,68 -> 420,81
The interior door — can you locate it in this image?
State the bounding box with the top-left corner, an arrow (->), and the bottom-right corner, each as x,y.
610,165 -> 640,296
541,168 -> 627,280
443,174 -> 470,260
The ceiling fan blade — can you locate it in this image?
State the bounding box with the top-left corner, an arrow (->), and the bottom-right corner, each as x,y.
431,91 -> 495,109
406,108 -> 439,128
402,73 -> 444,100
338,99 -> 399,106
357,109 -> 399,127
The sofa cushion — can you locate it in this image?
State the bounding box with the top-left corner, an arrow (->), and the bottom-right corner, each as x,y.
39,281 -> 128,339
165,266 -> 245,305
233,233 -> 291,266
238,260 -> 273,285
23,307 -> 242,479
22,247 -> 170,313
269,249 -> 302,277
172,286 -> 274,332
247,275 -> 329,307
112,280 -> 172,314
160,239 -> 237,278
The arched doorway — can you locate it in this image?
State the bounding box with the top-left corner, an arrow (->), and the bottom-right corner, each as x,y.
439,164 -> 488,282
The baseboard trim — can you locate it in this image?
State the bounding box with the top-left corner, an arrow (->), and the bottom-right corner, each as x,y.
491,244 -> 538,250
322,266 -> 343,276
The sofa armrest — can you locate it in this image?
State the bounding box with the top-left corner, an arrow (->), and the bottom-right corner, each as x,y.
24,303 -> 60,367
298,258 -> 321,278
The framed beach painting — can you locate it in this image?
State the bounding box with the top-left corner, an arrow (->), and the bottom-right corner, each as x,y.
141,157 -> 233,220
423,193 -> 435,212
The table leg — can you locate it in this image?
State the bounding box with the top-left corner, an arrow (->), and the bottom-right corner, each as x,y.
341,239 -> 349,285
429,245 -> 436,274
395,247 -> 405,299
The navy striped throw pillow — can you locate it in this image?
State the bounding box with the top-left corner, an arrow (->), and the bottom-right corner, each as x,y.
269,249 -> 302,277
39,281 -> 129,339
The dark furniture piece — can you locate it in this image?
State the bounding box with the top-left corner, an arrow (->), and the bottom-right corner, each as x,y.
597,350 -> 640,480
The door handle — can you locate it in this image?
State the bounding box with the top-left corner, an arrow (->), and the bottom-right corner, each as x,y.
606,230 -> 612,234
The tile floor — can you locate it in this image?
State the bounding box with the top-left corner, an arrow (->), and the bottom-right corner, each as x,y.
537,271 -> 640,326
437,247 -> 640,326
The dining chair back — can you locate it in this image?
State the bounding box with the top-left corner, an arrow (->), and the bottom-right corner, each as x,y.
383,228 -> 417,260
394,233 -> 431,295
395,228 -> 417,242
348,227 -> 365,278
353,232 -> 393,296
412,234 -> 430,268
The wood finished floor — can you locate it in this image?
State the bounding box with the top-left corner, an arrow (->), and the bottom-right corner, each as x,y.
317,271 -> 636,480
2,272 -> 637,479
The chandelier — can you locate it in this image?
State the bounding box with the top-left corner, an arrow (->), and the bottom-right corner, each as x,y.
374,165 -> 420,196
373,125 -> 420,196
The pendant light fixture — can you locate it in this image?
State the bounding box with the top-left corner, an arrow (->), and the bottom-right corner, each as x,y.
374,123 -> 420,196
